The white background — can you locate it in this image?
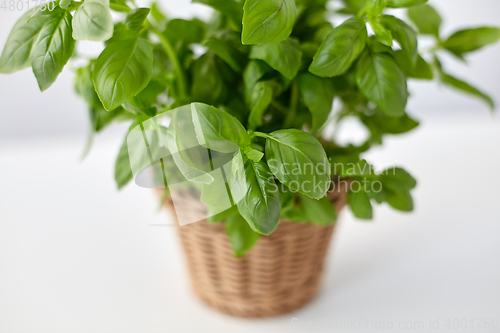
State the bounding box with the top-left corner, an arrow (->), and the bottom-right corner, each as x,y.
1,1 -> 500,332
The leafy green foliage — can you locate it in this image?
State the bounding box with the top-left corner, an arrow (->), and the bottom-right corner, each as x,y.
380,168 -> 417,192
299,194 -> 337,225
190,53 -> 229,105
408,3 -> 441,37
366,0 -> 386,18
384,189 -> 413,211
237,159 -> 281,235
439,72 -> 495,111
72,0 -> 114,41
435,57 -> 494,110
263,129 -> 331,200
242,0 -> 297,45
355,49 -> 408,116
243,146 -> 264,162
194,0 -> 243,31
394,52 -> 433,80
309,18 -> 367,77
93,37 -> 153,110
299,73 -> 335,133
249,38 -> 302,80
164,19 -> 205,49
32,9 -> 75,91
205,38 -> 246,72
441,27 -> 500,58
225,211 -> 261,257
370,19 -> 393,47
1,0 -> 498,253
247,81 -> 273,129
191,103 -> 251,152
361,110 -> 419,142
125,8 -> 151,31
386,0 -> 427,8
0,8 -> 51,74
59,0 -> 72,10
348,190 -> 373,219
380,15 -> 417,64
115,135 -> 133,189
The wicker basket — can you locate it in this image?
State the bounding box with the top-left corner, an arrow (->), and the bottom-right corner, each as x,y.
162,180 -> 349,318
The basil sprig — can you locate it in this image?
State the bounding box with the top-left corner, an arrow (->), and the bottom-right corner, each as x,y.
1,0 -> 499,257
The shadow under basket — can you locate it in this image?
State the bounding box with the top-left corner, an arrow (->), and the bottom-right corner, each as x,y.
162,181 -> 348,318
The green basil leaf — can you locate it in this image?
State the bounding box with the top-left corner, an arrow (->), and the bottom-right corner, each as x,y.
243,59 -> 272,88
366,0 -> 386,18
380,15 -> 418,64
380,167 -> 416,192
299,73 -> 335,133
150,2 -> 166,24
194,0 -> 243,31
166,112 -> 215,185
129,79 -> 165,110
205,38 -> 246,72
249,38 -> 302,80
408,4 -> 441,37
201,170 -> 232,209
115,135 -> 133,189
440,72 -> 494,111
72,0 -> 114,41
190,53 -> 228,105
191,103 -> 251,152
0,8 -> 51,74
243,146 -> 264,162
441,27 -> 500,58
60,0 -> 72,9
433,56 -> 494,110
368,185 -> 385,204
125,8 -> 150,31
264,129 -> 331,200
220,96 -> 250,124
362,110 -> 419,135
237,159 -> 281,235
299,194 -> 337,225
247,81 -> 273,129
242,0 -> 297,45
339,159 -> 375,177
225,212 -> 261,257
93,37 -> 153,110
309,18 -> 367,78
348,189 -> 373,219
31,9 -> 75,91
370,19 -> 393,47
341,0 -> 367,14
89,105 -> 129,132
383,189 -> 414,211
355,49 -> 408,117
110,1 -> 131,12
208,205 -> 238,223
386,0 -> 427,8
74,64 -> 102,109
412,55 -> 433,79
280,192 -> 307,222
165,19 -> 205,49
394,51 -> 433,80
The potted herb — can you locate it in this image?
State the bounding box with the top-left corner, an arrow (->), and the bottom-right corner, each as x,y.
1,0 -> 499,318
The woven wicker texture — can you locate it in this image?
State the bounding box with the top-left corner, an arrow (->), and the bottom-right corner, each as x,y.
163,180 -> 349,318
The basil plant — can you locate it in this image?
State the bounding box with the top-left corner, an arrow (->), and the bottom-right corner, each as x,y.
1,0 -> 499,256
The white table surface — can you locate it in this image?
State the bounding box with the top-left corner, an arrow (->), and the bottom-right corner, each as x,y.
1,116 -> 499,333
